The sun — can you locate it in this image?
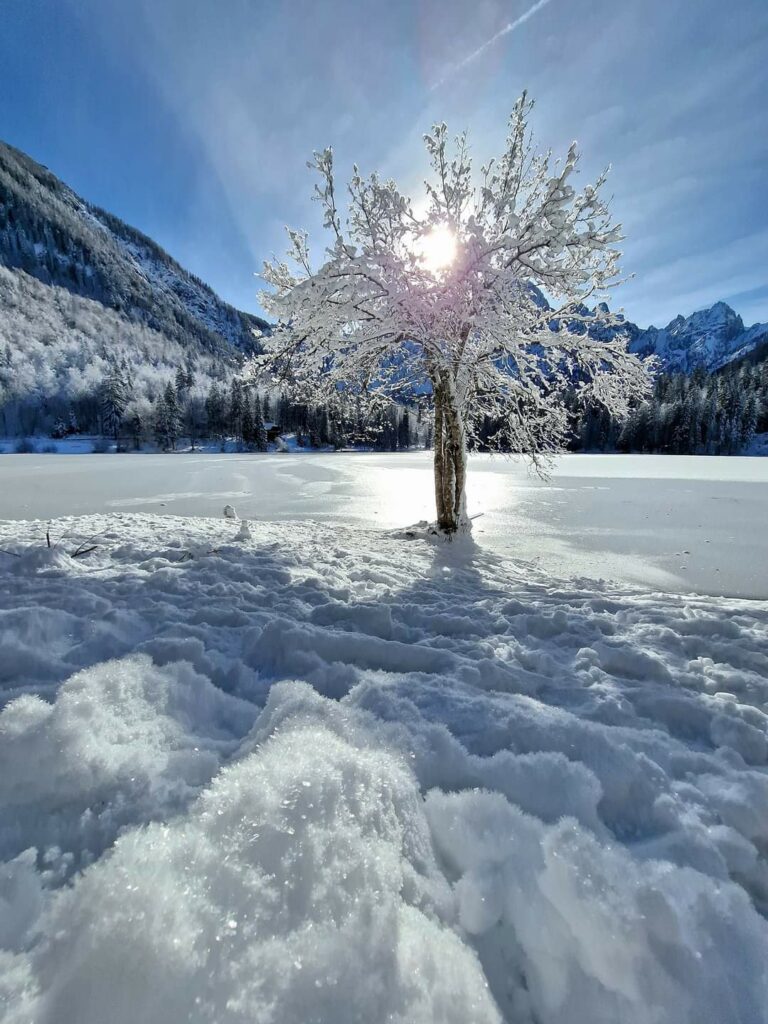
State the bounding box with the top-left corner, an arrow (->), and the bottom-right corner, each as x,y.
415,224 -> 457,274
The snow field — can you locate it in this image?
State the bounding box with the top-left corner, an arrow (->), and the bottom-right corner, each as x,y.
3,452 -> 768,598
1,514 -> 767,1022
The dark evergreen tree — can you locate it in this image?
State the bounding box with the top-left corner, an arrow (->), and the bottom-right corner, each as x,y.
397,410 -> 411,450
185,396 -> 206,451
162,380 -> 182,449
175,366 -> 189,399
153,395 -> 169,450
254,394 -> 268,451
228,379 -> 244,439
241,399 -> 255,447
127,412 -> 143,450
205,383 -> 227,440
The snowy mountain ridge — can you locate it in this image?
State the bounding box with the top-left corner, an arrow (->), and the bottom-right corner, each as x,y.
626,300 -> 768,373
0,140 -> 269,359
549,295 -> 768,374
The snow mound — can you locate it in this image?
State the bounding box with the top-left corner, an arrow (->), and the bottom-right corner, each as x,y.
1,514 -> 767,1022
5,683 -> 499,1024
427,790 -> 767,1023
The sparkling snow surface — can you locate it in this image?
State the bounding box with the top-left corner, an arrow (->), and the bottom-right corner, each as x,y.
2,452 -> 767,598
1,507 -> 767,1023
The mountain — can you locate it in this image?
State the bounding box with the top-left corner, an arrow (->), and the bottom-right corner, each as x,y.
532,290 -> 767,376
626,301 -> 768,373
0,140 -> 268,357
0,140 -> 273,435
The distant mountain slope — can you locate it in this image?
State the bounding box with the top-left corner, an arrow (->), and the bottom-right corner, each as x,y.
0,264 -> 237,435
0,140 -> 268,357
522,290 -> 767,376
627,301 -> 768,373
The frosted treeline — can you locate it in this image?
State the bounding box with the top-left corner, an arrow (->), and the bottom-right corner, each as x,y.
0,266 -> 236,436
571,362 -> 768,454
0,265 -> 425,451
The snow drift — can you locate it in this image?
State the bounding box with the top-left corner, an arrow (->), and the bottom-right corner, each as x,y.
1,514 -> 767,1022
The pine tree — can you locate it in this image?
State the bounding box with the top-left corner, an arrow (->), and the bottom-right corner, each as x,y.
254,394 -> 268,451
127,412 -> 143,450
100,363 -> 130,441
153,395 -> 169,450
121,357 -> 135,393
185,396 -> 206,451
163,380 -> 182,449
741,394 -> 758,448
175,366 -> 188,399
228,379 -> 244,439
205,383 -> 226,440
241,398 -> 255,447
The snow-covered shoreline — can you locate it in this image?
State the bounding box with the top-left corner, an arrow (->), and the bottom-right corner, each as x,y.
1,513 -> 767,1022
2,452 -> 767,598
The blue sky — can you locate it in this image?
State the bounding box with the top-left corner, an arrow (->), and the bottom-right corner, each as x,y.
2,0 -> 767,327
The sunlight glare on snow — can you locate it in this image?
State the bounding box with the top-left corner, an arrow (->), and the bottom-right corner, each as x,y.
2,453 -> 768,597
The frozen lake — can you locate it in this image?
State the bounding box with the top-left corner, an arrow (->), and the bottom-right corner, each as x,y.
1,451 -> 767,598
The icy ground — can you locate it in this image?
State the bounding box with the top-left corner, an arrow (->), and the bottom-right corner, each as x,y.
1,512 -> 767,1023
2,452 -> 768,597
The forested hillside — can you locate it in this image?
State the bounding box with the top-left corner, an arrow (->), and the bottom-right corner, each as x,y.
0,265 -> 234,436
0,140 -> 277,438
0,141 -> 268,355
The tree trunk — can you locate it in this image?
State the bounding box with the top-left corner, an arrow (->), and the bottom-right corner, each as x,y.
432,375 -> 469,535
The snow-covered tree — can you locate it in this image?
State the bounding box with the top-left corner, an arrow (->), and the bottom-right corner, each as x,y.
163,381 -> 182,449
100,362 -> 130,441
251,94 -> 651,533
153,394 -> 170,450
175,365 -> 189,399
154,381 -> 182,451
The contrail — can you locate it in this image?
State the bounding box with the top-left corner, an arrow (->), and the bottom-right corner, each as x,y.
432,0 -> 554,89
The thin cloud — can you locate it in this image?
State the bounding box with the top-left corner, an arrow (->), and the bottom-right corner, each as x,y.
432,0 -> 554,89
